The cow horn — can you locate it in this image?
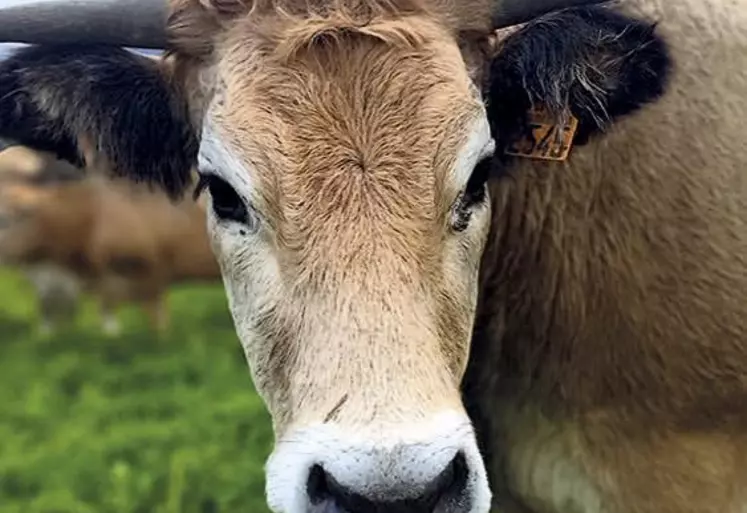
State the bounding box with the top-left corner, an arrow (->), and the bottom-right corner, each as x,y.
491,0 -> 610,28
0,0 -> 167,49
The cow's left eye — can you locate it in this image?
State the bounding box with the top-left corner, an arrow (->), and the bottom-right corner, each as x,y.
194,173 -> 248,225
451,156 -> 493,232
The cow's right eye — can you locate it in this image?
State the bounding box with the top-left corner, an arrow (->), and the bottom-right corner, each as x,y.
194,173 -> 248,225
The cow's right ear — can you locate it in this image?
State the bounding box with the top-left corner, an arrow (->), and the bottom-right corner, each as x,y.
0,45 -> 198,198
484,5 -> 671,154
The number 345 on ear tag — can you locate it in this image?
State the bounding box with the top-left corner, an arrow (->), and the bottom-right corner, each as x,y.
505,106 -> 579,162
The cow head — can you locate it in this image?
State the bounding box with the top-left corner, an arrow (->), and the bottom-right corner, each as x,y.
0,0 -> 669,511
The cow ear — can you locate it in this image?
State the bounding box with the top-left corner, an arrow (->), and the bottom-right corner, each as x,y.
0,45 -> 198,198
484,5 -> 671,152
169,0 -> 251,58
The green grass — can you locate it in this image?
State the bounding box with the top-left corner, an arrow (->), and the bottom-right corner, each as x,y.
0,270 -> 273,513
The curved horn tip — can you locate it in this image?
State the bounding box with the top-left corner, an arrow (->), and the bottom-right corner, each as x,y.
491,0 -> 611,28
0,0 -> 168,49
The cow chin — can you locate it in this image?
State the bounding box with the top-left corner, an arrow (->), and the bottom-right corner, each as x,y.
264,410 -> 491,513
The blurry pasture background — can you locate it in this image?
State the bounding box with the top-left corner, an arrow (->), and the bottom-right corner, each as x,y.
0,270 -> 273,513
0,138 -> 274,511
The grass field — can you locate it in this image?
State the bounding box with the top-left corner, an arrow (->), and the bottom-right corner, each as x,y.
0,269 -> 273,513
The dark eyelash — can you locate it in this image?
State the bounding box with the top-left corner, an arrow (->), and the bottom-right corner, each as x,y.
463,157 -> 493,205
451,156 -> 494,232
193,173 -> 210,200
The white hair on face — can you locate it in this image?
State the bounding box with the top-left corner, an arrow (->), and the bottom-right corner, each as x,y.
198,119 -> 257,199
265,410 -> 492,513
449,113 -> 495,193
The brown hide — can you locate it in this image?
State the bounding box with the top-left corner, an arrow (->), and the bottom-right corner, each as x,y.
465,0 -> 747,512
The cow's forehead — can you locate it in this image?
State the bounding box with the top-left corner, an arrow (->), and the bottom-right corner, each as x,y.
207,16 -> 484,204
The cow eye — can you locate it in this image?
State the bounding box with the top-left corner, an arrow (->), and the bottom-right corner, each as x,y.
194,173 -> 249,225
463,156 -> 492,206
451,156 -> 493,232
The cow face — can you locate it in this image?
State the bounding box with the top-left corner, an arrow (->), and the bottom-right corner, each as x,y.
181,5 -> 495,511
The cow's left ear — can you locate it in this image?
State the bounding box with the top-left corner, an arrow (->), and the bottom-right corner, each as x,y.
484,5 -> 671,151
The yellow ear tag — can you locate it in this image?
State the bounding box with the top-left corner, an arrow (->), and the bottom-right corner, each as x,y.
504,106 -> 579,162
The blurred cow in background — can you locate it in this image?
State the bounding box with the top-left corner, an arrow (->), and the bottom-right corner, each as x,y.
0,144 -> 84,334
0,144 -> 220,335
0,144 -> 83,183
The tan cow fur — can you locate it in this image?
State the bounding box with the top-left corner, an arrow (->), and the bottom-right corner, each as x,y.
164,0 -> 494,434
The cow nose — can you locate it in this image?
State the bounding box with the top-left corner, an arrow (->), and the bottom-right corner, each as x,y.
266,412 -> 491,513
306,452 -> 469,513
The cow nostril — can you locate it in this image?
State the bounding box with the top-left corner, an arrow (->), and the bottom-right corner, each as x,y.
306,452 -> 470,512
307,464 -> 331,505
429,451 -> 469,506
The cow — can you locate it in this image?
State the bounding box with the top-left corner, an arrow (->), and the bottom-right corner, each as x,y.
0,0 -> 746,511
0,146 -> 221,335
0,144 -> 84,334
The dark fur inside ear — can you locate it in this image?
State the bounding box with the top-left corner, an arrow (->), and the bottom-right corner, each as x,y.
0,68 -> 83,166
485,5 -> 671,153
0,45 -> 198,198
